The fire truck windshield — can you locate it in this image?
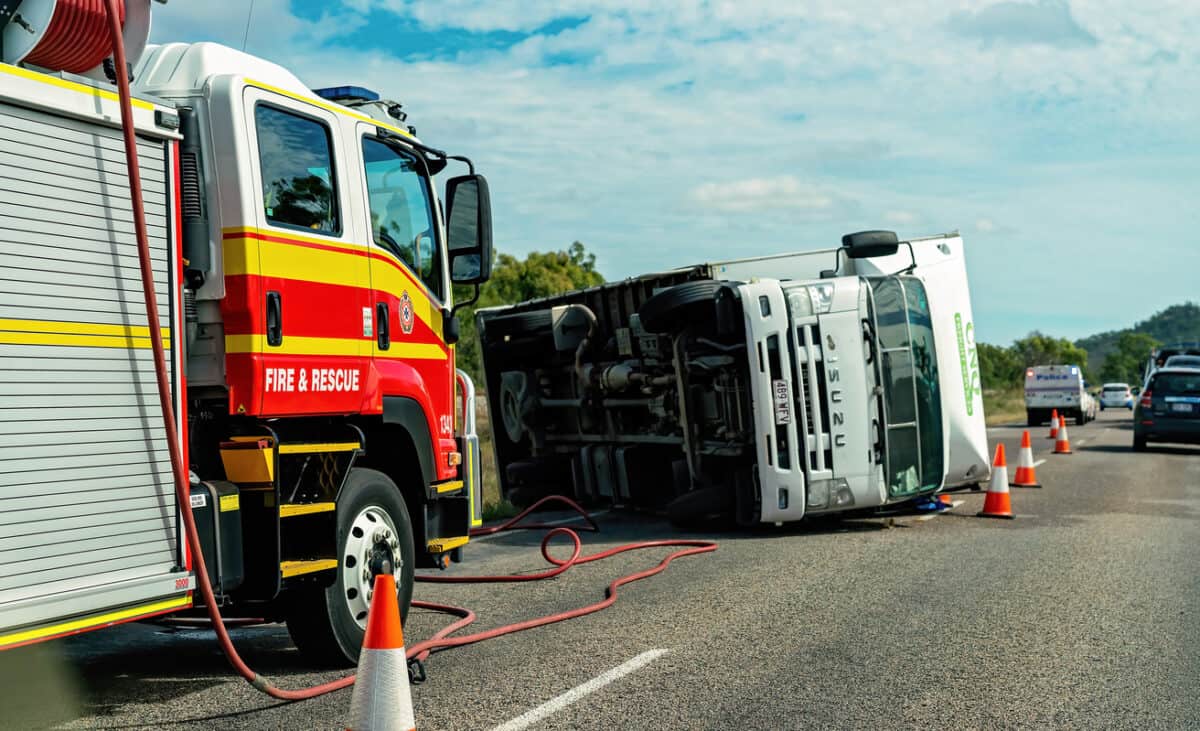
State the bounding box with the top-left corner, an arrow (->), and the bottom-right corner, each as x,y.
869,276 -> 944,498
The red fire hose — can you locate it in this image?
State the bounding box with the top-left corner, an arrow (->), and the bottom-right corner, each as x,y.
103,0 -> 715,702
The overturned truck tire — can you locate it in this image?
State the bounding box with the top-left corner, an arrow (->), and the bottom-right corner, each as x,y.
637,280 -> 726,335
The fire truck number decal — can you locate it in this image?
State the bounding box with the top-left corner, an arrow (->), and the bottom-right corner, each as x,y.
265,367 -> 361,393
773,379 -> 792,425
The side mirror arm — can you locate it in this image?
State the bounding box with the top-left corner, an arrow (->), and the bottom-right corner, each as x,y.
451,283 -> 480,319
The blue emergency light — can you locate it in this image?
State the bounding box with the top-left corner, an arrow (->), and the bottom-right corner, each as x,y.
313,86 -> 380,104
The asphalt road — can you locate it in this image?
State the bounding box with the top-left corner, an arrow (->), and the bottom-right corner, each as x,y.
3,409 -> 1198,730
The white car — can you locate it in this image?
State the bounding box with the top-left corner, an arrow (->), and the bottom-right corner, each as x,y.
1099,382 -> 1133,410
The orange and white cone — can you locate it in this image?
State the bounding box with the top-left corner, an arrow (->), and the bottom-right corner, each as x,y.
1011,431 -> 1042,488
347,573 -> 416,731
1054,416 -> 1072,454
1048,409 -> 1059,439
977,444 -> 1014,519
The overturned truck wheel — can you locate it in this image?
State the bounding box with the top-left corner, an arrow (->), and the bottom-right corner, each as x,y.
638,280 -> 727,335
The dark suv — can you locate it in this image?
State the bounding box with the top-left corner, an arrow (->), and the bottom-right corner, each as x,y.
1133,368 -> 1200,450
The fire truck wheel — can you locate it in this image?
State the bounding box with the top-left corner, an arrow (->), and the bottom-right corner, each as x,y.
638,280 -> 725,335
286,468 -> 415,666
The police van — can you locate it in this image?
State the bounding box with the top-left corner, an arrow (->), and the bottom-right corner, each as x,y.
1025,365 -> 1096,426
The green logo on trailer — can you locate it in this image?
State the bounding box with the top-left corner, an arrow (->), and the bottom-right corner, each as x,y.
955,313 -> 981,416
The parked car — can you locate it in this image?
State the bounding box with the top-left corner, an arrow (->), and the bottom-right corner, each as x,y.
1143,343 -> 1200,384
1133,368 -> 1200,450
1163,354 -> 1200,369
1099,382 -> 1134,410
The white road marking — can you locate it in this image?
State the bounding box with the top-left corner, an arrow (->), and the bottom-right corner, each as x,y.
1032,459 -> 1046,468
1075,439 -> 1087,446
489,649 -> 670,731
472,509 -> 612,542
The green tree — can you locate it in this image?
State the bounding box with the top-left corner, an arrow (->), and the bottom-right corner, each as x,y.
1099,332 -> 1159,385
1011,331 -> 1091,379
976,341 -> 1024,390
453,242 -> 604,381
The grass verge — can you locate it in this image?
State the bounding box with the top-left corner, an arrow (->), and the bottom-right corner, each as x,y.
983,386 -> 1025,426
474,396 -> 521,521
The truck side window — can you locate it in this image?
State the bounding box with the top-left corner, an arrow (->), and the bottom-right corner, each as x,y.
361,136 -> 443,299
255,105 -> 340,235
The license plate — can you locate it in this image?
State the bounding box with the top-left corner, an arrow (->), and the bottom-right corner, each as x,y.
772,379 -> 791,425
1171,403 -> 1192,413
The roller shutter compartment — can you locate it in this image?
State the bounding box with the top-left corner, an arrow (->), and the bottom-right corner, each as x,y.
0,99 -> 189,634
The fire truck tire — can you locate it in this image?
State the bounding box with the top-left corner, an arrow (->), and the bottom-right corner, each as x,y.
638,281 -> 725,334
286,468 -> 415,666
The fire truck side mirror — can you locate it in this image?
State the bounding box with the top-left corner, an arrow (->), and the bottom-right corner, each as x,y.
446,174 -> 493,285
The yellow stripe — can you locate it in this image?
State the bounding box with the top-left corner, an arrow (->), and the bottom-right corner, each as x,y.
0,319 -> 170,350
277,442 -> 361,455
0,63 -> 155,111
427,536 -> 470,553
245,79 -> 416,141
0,594 -> 190,648
225,333 -> 446,361
279,502 -> 336,518
222,231 -> 443,334
435,480 -> 464,494
280,559 -> 338,578
0,331 -> 170,350
0,319 -> 169,339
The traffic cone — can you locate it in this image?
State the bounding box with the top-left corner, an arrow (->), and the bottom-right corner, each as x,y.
977,444 -> 1014,519
1048,409 -> 1059,439
1011,431 -> 1042,488
1054,416 -> 1072,454
346,573 -> 416,731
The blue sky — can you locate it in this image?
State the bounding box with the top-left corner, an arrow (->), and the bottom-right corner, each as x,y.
151,0 -> 1199,345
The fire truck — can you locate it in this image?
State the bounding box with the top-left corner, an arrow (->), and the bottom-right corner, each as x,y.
0,0 -> 492,665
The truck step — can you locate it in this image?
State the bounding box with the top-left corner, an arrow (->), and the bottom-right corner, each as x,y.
279,502 -> 335,518
280,559 -> 338,578
277,442 -> 361,455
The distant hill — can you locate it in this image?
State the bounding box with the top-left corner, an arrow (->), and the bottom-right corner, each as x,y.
1077,302 -> 1200,375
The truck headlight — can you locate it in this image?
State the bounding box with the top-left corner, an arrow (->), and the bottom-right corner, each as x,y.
806,478 -> 853,510
808,283 -> 834,314
786,288 -> 813,318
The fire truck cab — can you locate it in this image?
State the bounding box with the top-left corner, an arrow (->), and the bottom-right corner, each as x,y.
0,26 -> 492,665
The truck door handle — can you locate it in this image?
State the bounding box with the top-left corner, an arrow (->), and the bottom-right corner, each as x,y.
266,291 -> 283,346
377,302 -> 390,350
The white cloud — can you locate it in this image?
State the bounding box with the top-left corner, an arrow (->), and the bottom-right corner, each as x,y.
688,177 -> 839,213
145,1 -> 1200,342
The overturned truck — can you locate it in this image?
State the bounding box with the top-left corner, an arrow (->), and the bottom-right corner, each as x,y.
477,231 -> 988,526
